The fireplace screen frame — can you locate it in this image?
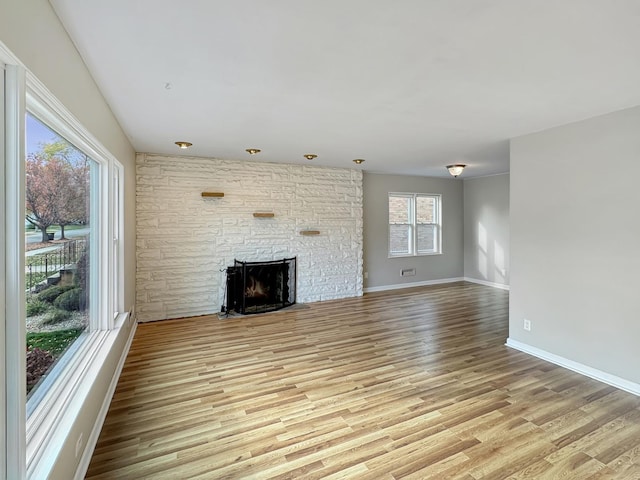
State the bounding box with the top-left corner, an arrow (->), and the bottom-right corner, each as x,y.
225,257 -> 297,315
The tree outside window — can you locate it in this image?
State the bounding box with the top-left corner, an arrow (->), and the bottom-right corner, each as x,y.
26,140 -> 89,242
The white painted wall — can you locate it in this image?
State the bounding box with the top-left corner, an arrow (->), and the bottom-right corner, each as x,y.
463,174 -> 510,288
363,172 -> 464,290
509,106 -> 640,384
136,154 -> 363,322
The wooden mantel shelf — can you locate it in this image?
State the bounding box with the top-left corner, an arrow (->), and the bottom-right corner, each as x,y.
201,192 -> 224,197
300,230 -> 320,236
253,212 -> 275,218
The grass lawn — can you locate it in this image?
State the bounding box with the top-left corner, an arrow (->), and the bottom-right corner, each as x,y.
27,328 -> 84,356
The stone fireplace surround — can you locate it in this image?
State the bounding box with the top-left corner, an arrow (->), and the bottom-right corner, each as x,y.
136,153 -> 363,322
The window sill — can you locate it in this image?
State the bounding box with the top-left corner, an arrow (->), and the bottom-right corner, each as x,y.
388,252 -> 443,258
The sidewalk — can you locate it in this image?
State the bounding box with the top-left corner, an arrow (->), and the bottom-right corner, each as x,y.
26,245 -> 61,257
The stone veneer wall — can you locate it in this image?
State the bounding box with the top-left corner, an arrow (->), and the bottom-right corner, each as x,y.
136,153 -> 363,322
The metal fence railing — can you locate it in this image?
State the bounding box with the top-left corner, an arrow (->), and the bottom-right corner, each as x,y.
26,238 -> 87,293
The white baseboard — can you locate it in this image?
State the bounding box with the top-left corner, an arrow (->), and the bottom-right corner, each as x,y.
506,338 -> 640,397
364,277 -> 464,293
74,319 -> 138,480
463,276 -> 510,291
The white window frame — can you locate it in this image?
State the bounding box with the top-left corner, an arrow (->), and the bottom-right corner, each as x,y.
1,41 -> 127,479
112,164 -> 124,319
388,192 -> 442,257
5,60 -> 28,480
0,58 -> 6,480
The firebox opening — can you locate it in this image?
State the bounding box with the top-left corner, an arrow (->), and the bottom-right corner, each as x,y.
224,257 -> 296,315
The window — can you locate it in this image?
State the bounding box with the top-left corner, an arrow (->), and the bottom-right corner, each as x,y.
25,113 -> 95,405
1,52 -> 126,478
388,193 -> 441,256
23,87 -> 124,476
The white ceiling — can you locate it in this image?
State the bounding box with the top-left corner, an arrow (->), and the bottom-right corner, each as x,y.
50,0 -> 640,178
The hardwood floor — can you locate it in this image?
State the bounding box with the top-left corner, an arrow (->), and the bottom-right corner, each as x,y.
86,282 -> 640,479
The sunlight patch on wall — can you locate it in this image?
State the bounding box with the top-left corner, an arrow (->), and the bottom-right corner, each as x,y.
494,240 -> 505,281
478,222 -> 488,279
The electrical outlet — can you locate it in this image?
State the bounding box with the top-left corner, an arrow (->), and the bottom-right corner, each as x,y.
364,271 -> 368,279
523,319 -> 531,331
75,432 -> 84,458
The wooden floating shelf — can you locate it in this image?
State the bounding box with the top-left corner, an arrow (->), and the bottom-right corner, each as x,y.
201,192 -> 224,197
300,230 -> 321,236
253,212 -> 275,218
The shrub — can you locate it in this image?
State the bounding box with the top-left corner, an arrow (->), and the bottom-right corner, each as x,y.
26,298 -> 50,317
53,288 -> 82,311
42,308 -> 72,325
38,284 -> 75,304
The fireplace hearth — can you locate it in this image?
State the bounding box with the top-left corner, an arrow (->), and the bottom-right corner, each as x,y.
224,257 -> 296,315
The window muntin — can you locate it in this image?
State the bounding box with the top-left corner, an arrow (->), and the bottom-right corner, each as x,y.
389,193 -> 441,257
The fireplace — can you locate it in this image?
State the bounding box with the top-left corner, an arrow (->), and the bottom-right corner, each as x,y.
224,257 -> 296,315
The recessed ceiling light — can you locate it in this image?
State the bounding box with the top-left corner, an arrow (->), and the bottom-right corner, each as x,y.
246,148 -> 261,155
353,159 -> 365,165
303,154 -> 317,160
174,141 -> 192,149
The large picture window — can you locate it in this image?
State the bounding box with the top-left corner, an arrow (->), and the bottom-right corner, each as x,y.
1,56 -> 126,478
388,193 -> 442,256
25,113 -> 96,405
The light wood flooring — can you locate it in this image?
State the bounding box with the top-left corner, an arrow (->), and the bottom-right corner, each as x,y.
86,282 -> 640,479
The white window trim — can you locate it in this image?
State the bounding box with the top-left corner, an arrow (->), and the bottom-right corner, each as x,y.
388,192 -> 442,258
112,164 -> 124,318
0,58 -> 6,480
1,40 -> 128,479
5,61 -> 28,480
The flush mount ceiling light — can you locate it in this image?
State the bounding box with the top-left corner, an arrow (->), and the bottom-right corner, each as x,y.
174,141 -> 192,149
245,148 -> 261,155
446,164 -> 466,177
303,154 -> 317,160
353,159 -> 365,165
